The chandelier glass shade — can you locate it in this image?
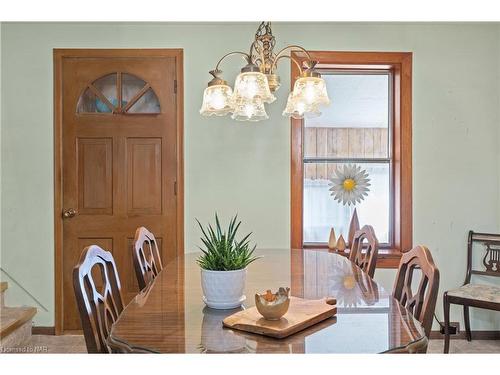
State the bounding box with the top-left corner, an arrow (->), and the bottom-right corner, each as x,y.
231,96 -> 269,121
282,76 -> 330,119
282,92 -> 322,120
232,71 -> 276,104
199,22 -> 330,122
199,84 -> 234,117
292,76 -> 330,107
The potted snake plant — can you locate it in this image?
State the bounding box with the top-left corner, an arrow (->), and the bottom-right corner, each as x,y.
196,213 -> 259,309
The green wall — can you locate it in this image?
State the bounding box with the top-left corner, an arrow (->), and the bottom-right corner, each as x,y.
1,22 -> 499,330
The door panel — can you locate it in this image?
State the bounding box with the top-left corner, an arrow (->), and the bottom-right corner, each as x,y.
58,50 -> 182,332
126,138 -> 162,215
77,138 -> 113,214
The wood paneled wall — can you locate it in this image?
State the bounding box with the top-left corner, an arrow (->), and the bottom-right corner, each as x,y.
304,127 -> 388,180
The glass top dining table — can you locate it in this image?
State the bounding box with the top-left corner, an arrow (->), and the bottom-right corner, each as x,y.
108,248 -> 426,353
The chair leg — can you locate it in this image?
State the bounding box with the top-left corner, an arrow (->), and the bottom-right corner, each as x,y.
463,305 -> 471,342
443,292 -> 450,354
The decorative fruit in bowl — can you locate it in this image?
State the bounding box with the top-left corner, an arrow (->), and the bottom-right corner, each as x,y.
255,287 -> 290,320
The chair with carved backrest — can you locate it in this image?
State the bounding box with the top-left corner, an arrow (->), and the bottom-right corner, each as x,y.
349,225 -> 379,278
350,263 -> 380,306
443,230 -> 500,353
392,245 -> 440,342
73,245 -> 124,353
132,226 -> 163,290
384,301 -> 430,354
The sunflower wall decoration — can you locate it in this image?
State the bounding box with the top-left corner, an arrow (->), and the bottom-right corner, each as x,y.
329,164 -> 371,206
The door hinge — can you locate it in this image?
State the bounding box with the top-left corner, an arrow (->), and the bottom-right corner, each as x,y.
174,180 -> 177,195
174,80 -> 177,94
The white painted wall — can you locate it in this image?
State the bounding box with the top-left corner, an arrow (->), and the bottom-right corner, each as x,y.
1,22 -> 499,331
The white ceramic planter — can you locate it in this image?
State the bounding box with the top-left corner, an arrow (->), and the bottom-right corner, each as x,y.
201,268 -> 246,309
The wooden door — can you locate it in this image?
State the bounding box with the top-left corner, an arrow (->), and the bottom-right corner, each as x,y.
54,49 -> 183,333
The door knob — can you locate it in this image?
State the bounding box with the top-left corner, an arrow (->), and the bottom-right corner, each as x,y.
63,208 -> 77,218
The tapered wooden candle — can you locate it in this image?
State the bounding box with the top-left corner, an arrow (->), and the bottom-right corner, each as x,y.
337,235 -> 346,252
328,228 -> 337,250
348,208 -> 360,248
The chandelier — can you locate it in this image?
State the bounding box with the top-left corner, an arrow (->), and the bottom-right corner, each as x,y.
200,22 -> 330,121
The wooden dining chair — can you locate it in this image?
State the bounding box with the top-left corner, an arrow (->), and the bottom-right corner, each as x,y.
73,245 -> 124,353
392,245 -> 440,339
384,299 -> 430,353
350,263 -> 380,306
132,226 -> 163,290
349,225 -> 379,278
443,231 -> 500,353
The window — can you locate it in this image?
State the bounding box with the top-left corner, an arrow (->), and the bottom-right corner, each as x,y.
291,52 -> 412,266
77,72 -> 160,114
304,73 -> 391,244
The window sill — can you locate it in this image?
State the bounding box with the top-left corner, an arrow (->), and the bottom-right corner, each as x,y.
373,248 -> 402,268
302,245 -> 402,268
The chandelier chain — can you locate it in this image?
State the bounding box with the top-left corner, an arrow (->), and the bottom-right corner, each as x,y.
253,21 -> 276,74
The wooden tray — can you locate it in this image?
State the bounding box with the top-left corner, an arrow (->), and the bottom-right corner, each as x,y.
222,297 -> 337,339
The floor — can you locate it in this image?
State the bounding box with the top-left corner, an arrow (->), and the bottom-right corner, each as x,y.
427,339 -> 500,354
2,335 -> 499,353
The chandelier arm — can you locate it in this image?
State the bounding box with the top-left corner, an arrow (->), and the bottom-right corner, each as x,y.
272,45 -> 312,71
272,55 -> 304,75
214,51 -> 252,72
253,57 -> 263,65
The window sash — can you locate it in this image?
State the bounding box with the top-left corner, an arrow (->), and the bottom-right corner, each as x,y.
302,159 -> 394,248
301,69 -> 395,248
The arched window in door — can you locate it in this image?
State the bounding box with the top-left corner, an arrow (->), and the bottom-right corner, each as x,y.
77,72 -> 161,114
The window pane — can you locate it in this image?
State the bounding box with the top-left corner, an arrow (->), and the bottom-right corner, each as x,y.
77,74 -> 117,113
304,74 -> 390,158
93,73 -> 117,104
122,74 -> 161,114
77,88 -> 99,113
303,127 -> 389,160
303,162 -> 390,244
127,88 -> 161,113
122,73 -> 147,103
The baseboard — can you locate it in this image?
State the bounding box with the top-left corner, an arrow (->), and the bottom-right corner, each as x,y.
32,326 -> 55,335
430,330 -> 500,340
